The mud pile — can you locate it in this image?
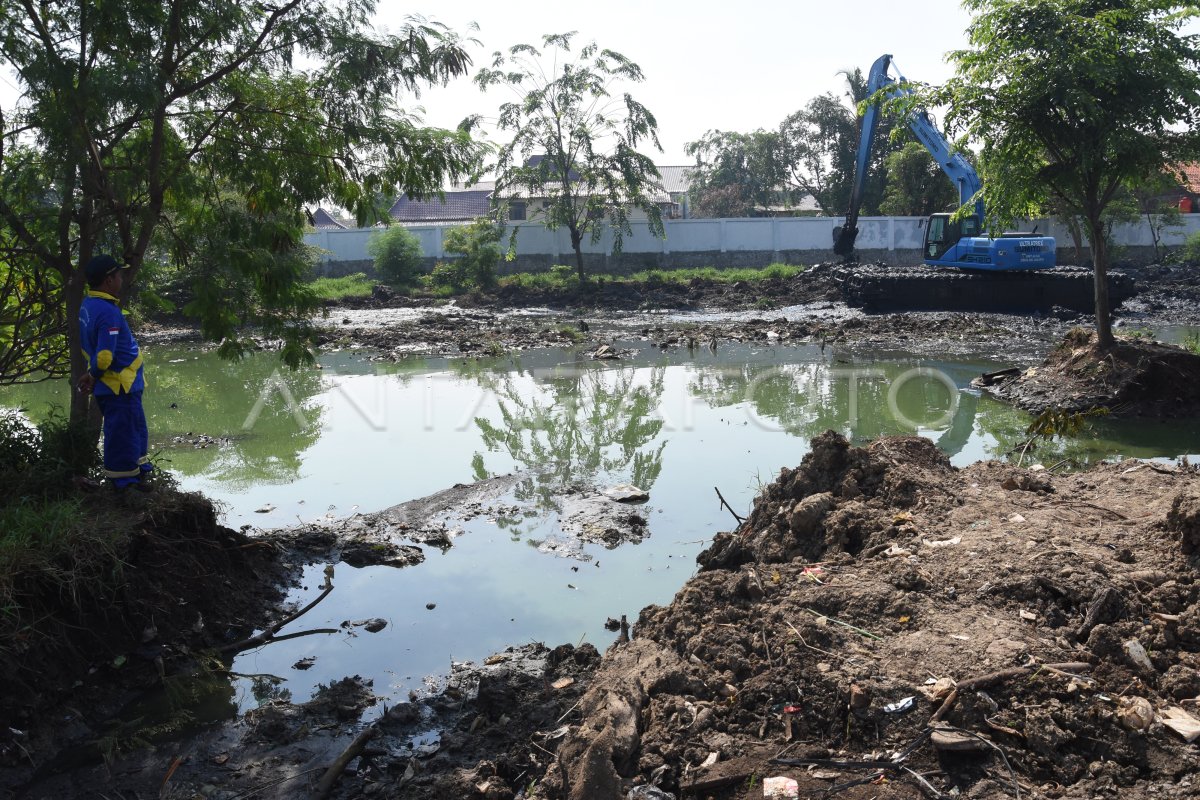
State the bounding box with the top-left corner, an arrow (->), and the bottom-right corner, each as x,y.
536,432 -> 1200,799
982,328 -> 1200,418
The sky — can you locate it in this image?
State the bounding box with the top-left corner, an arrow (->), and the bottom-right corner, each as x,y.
381,0 -> 977,165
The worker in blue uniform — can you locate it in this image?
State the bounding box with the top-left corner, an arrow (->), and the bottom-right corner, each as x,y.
77,254 -> 153,490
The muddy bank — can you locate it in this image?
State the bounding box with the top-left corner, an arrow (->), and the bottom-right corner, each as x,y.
978,328 -> 1200,418
317,303 -> 1076,364
0,489 -> 290,794
529,432 -> 1200,799
9,434 -> 1200,799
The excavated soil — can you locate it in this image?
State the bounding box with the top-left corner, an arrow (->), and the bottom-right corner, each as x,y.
8,436 -> 1200,799
526,432 -> 1200,800
980,328 -> 1200,418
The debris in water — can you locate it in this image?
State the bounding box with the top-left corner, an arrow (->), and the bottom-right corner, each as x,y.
603,483 -> 650,503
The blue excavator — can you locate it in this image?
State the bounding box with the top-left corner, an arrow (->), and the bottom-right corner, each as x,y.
833,54 -> 1056,271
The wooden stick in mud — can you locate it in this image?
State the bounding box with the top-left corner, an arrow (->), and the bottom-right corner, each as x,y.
931,662 -> 1093,723
221,568 -> 336,654
312,726 -> 377,800
714,486 -> 745,525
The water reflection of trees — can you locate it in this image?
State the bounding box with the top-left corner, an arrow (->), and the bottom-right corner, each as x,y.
973,396 -> 1200,466
137,350 -> 328,488
688,361 -> 906,443
469,363 -> 667,536
687,358 -> 989,457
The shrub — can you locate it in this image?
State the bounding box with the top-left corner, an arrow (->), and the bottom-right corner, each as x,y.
368,226 -> 424,288
1172,231 -> 1200,265
1183,331 -> 1200,355
0,408 -> 99,498
440,219 -> 501,290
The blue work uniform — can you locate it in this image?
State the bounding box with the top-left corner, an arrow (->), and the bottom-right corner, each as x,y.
79,290 -> 151,487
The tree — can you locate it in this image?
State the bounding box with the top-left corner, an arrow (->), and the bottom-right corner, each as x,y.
473,32 -> 664,282
0,2 -> 484,422
368,226 -> 424,289
0,249 -> 66,384
779,69 -> 905,216
930,0 -> 1200,349
685,129 -> 789,218
436,218 -> 501,290
879,142 -> 961,217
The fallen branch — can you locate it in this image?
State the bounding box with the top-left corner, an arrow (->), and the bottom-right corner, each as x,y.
222,566 -> 337,654
313,726 -> 377,800
932,662 -> 1092,723
681,772 -> 750,795
714,486 -> 745,525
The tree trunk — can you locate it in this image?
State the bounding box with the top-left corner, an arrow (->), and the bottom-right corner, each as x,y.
570,227 -> 585,283
1086,218 -> 1114,350
1066,218 -> 1085,265
66,270 -> 91,426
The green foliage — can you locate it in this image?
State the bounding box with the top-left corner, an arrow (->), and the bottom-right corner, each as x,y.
1172,231 -> 1200,265
928,0 -> 1200,347
309,273 -> 375,302
429,219 -> 502,290
0,3 -> 486,416
0,248 -> 67,384
686,130 -> 791,218
473,33 -> 665,281
556,324 -> 586,343
175,197 -> 321,367
1182,331 -> 1200,355
0,409 -> 99,496
780,69 -> 904,216
880,142 -> 961,216
368,226 -> 425,289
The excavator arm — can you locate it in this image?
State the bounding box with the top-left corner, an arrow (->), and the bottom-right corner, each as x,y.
834,54 -> 983,258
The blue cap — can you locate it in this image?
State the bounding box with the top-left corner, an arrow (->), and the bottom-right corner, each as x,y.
84,254 -> 126,283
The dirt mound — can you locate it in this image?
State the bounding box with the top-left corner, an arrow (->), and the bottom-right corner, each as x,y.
0,490 -> 288,784
699,432 -> 954,569
533,433 -> 1200,799
981,327 -> 1200,418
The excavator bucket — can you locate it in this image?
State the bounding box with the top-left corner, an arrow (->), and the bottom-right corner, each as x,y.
833,223 -> 858,260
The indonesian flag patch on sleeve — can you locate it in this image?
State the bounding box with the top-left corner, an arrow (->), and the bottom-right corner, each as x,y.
108,327 -> 120,335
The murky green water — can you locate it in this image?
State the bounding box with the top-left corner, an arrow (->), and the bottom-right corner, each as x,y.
5,337 -> 1200,715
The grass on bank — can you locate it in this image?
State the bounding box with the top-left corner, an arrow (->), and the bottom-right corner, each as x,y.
498,262 -> 806,291
312,262 -> 807,298
308,272 -> 375,301
0,411 -> 129,659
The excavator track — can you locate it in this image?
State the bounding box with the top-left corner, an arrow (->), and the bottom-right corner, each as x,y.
831,264 -> 1134,315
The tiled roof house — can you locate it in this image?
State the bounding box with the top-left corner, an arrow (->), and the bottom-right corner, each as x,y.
388,188 -> 494,223
311,207 -> 349,229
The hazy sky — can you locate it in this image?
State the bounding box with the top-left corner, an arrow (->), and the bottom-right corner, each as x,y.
384,0 -> 977,164
0,1 -> 981,165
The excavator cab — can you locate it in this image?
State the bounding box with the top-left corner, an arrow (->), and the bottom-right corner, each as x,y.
924,213 -> 981,261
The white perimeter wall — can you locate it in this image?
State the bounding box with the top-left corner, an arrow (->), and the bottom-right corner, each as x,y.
305,215 -> 1200,263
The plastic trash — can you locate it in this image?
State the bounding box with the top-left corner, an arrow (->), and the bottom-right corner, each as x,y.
763,776 -> 799,798
883,696 -> 916,714
627,786 -> 675,800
